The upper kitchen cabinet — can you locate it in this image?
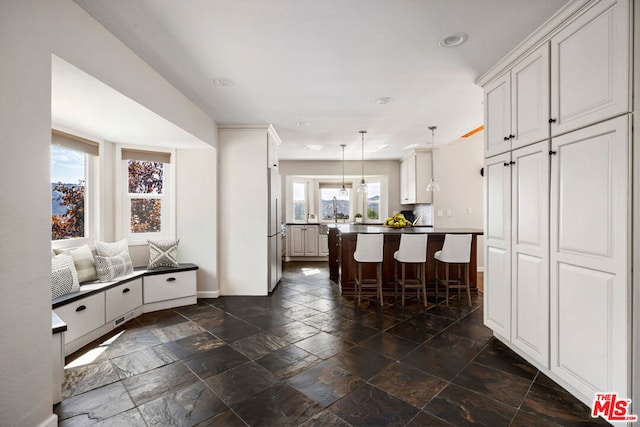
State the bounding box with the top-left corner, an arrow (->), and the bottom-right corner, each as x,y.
550,0 -> 630,137
484,43 -> 550,158
267,127 -> 281,169
400,150 -> 432,204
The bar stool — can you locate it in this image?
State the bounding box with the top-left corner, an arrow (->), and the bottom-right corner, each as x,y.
393,234 -> 428,307
353,233 -> 384,306
434,234 -> 473,306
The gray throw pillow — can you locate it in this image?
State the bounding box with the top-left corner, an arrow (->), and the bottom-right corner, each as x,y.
95,238 -> 129,257
147,239 -> 179,269
95,252 -> 134,282
51,254 -> 80,299
59,245 -> 97,283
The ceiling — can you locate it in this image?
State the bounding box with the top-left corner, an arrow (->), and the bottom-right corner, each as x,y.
68,0 -> 570,160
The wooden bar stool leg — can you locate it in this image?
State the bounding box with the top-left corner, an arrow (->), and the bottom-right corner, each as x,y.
435,259 -> 439,304
445,265 -> 450,307
421,263 -> 427,307
465,264 -> 472,307
377,263 -> 383,307
401,263 -> 406,306
457,264 -> 461,302
394,260 -> 398,303
357,263 -> 362,305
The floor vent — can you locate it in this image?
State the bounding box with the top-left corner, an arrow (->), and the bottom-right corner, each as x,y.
114,311 -> 136,327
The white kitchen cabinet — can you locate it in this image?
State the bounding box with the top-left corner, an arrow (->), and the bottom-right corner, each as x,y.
267,129 -> 280,169
319,233 -> 329,256
510,141 -> 550,366
287,224 -> 321,257
484,152 -> 513,339
549,115 -> 629,402
480,0 -> 634,409
550,0 -> 630,137
400,150 -> 432,205
484,43 -> 550,157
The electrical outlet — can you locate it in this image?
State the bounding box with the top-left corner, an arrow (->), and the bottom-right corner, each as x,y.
446,209 -> 452,217
467,207 -> 473,214
437,210 -> 443,217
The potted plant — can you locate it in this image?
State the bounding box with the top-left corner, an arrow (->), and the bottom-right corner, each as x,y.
354,213 -> 363,223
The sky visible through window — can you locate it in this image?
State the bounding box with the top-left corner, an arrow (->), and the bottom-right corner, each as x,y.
51,145 -> 84,184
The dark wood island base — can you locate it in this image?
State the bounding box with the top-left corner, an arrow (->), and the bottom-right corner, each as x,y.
329,225 -> 483,301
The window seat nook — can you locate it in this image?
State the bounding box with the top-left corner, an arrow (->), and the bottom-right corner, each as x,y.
52,263 -> 198,357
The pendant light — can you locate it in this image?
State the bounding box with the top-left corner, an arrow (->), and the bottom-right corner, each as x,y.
339,144 -> 348,196
357,130 -> 368,193
426,126 -> 440,192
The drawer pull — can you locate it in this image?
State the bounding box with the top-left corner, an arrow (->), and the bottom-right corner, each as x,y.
75,305 -> 87,312
166,277 -> 177,282
122,288 -> 130,294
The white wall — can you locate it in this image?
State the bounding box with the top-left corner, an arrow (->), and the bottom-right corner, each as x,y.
278,160 -> 401,222
177,148 -> 218,297
431,132 -> 485,268
0,1 -> 216,425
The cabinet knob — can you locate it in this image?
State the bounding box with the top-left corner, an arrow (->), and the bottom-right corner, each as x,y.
503,136 -> 510,141
549,118 -> 557,123
510,160 -> 516,165
75,305 -> 87,312
166,277 -> 176,282
549,150 -> 557,155
122,288 -> 130,294
504,162 -> 510,167
509,134 -> 515,139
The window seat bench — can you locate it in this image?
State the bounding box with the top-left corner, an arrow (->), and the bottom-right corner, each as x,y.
52,263 -> 198,357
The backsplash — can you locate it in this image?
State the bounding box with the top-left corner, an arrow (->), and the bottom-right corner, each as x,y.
413,204 -> 433,226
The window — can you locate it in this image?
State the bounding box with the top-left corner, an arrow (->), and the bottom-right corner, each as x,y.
319,183 -> 351,221
366,181 -> 381,221
119,147 -> 174,242
293,181 -> 308,221
51,130 -> 98,245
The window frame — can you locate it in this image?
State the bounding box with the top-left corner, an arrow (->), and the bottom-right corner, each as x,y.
116,144 -> 176,245
50,136 -> 99,251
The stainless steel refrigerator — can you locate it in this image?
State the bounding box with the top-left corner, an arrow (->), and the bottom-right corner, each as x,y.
267,168 -> 282,292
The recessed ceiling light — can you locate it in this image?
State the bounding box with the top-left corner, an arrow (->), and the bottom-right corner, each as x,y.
379,144 -> 390,150
439,33 -> 468,48
375,97 -> 392,104
304,144 -> 322,150
296,121 -> 310,127
213,78 -> 234,87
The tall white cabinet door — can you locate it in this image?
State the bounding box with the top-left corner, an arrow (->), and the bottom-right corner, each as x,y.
304,226 -> 319,256
550,116 -> 629,402
288,225 -> 305,257
550,0 -> 630,137
511,43 -> 550,150
484,73 -> 511,157
510,141 -> 549,367
484,152 -> 512,338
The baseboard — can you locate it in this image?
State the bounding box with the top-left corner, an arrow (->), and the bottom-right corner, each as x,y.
197,290 -> 220,299
38,414 -> 58,427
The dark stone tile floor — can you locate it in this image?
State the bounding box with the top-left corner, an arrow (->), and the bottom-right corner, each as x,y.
55,261 -> 609,426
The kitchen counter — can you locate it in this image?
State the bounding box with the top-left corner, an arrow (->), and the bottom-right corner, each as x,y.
330,226 -> 483,300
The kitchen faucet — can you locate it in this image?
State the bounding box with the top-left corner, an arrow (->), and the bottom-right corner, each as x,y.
332,196 -> 338,224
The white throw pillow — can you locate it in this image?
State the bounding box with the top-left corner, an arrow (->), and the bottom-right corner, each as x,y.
58,245 -> 97,283
95,238 -> 129,257
51,254 -> 80,299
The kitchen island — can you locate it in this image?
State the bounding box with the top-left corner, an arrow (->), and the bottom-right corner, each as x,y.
328,224 -> 483,300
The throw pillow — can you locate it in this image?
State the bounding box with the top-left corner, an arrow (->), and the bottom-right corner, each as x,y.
147,239 -> 179,269
96,238 -> 129,257
51,254 -> 80,299
95,252 -> 134,282
59,245 -> 97,283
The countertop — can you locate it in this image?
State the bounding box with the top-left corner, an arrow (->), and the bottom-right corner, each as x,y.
331,224 -> 483,235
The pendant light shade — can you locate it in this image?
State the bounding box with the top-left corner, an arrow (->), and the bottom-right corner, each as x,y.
357,130 -> 368,193
426,126 -> 440,192
339,144 -> 348,196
